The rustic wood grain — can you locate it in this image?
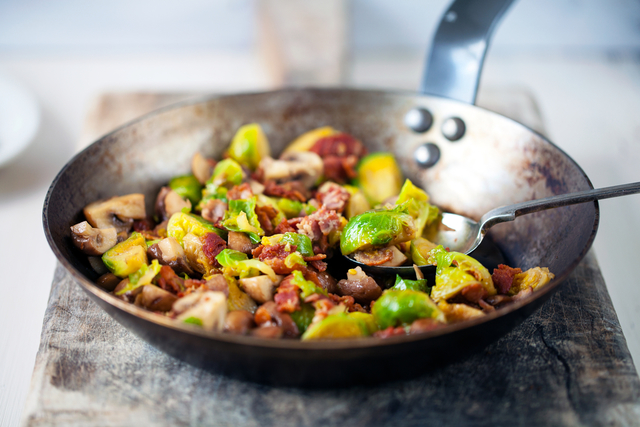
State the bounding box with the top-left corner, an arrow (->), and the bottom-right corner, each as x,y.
23,90 -> 640,426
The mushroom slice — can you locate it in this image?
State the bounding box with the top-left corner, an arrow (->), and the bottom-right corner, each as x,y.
155,187 -> 191,221
70,221 -> 118,255
192,152 -> 215,185
134,285 -> 178,312
84,194 -> 146,233
239,275 -> 284,304
148,237 -> 194,276
175,291 -> 227,331
258,151 -> 323,188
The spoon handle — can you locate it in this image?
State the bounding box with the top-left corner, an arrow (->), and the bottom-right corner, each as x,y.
479,181 -> 640,231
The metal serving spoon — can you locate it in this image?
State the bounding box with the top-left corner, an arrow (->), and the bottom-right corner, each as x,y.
342,182 -> 640,282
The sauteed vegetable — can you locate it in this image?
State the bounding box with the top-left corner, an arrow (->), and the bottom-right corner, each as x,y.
71,124 -> 554,340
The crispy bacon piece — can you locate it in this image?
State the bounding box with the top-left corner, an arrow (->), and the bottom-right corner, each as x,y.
201,199 -> 227,224
492,264 -> 523,294
322,155 -> 360,184
255,204 -> 279,235
317,182 -> 350,213
373,326 -> 407,339
263,180 -> 307,202
184,278 -> 207,290
202,232 -> 226,267
309,133 -> 367,158
226,182 -> 254,200
154,265 -> 184,295
308,259 -> 328,272
409,318 -> 444,334
255,242 -> 306,275
296,207 -> 341,243
273,219 -> 297,234
274,275 -> 301,313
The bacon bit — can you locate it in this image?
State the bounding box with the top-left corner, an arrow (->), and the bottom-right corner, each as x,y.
296,207 -> 341,242
353,248 -> 394,266
133,217 -> 154,232
309,259 -> 328,272
492,264 -> 523,294
309,133 -> 367,158
304,253 -> 326,261
255,204 -> 279,235
409,318 -> 444,334
201,232 -> 226,267
373,326 -> 407,339
317,182 -> 350,213
274,275 -> 301,313
460,283 -> 488,303
310,298 -> 335,324
154,265 -> 184,294
226,182 -> 254,200
263,180 -> 307,202
257,243 -> 296,261
274,219 -> 297,234
326,293 -> 365,313
201,199 -> 227,224
251,245 -> 264,258
184,278 -> 206,289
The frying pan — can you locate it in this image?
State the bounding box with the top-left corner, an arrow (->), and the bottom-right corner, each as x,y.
43,0 -> 598,387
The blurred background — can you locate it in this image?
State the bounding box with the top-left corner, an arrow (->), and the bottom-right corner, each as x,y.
1,0 -> 640,424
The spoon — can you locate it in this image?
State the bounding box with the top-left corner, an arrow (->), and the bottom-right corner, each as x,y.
343,182 -> 640,281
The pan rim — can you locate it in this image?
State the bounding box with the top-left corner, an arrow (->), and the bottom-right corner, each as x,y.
42,86 -> 600,352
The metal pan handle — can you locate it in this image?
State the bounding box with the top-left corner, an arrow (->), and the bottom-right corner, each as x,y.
420,0 -> 516,104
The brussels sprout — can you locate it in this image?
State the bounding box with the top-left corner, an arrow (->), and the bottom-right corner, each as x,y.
215,249 -> 277,281
410,237 -> 438,266
169,174 -> 203,205
391,275 -> 431,293
226,123 -> 270,171
340,204 -> 416,255
428,246 -> 496,303
347,312 -> 378,335
343,185 -> 371,219
115,259 -> 162,295
509,267 -> 554,295
220,197 -> 264,244
290,270 -> 327,298
290,302 -> 315,333
167,212 -> 224,244
301,313 -> 370,340
200,159 -> 245,206
356,152 -> 403,205
261,232 -> 314,257
102,231 -> 148,277
396,179 -> 439,237
227,276 -> 258,313
372,290 -> 445,329
283,126 -> 338,153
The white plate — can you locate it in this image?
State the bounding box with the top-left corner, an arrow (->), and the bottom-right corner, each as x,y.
0,75 -> 40,168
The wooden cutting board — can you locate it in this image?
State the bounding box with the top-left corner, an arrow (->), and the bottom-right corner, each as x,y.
22,90 -> 640,427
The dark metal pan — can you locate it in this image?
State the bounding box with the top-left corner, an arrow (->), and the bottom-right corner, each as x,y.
43,0 -> 598,387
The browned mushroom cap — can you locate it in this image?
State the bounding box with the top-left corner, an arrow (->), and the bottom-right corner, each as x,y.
83,194 -> 146,233
192,152 -> 215,184
154,187 -> 191,222
70,221 -> 118,255
258,151 -> 323,188
134,285 -> 178,312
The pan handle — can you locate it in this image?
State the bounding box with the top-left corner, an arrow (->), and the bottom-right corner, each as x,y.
420,0 -> 515,104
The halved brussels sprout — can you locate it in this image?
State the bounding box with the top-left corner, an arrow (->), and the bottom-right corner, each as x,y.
301,312 -> 370,340
167,212 -> 224,243
356,152 -> 403,205
283,126 -> 338,153
261,232 -> 314,257
227,277 -> 258,313
428,246 -> 496,303
372,289 -> 445,329
340,204 -> 416,255
410,237 -> 438,266
115,259 -> 162,295
220,197 -> 264,244
200,158 -> 245,205
215,249 -> 277,281
509,267 -> 555,295
169,174 -> 203,205
396,179 -> 439,237
226,123 -> 270,171
343,185 -> 370,219
391,275 -> 430,293
290,302 -> 315,333
102,231 -> 148,277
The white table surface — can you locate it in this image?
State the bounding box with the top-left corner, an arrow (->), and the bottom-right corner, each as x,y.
0,50 -> 639,426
